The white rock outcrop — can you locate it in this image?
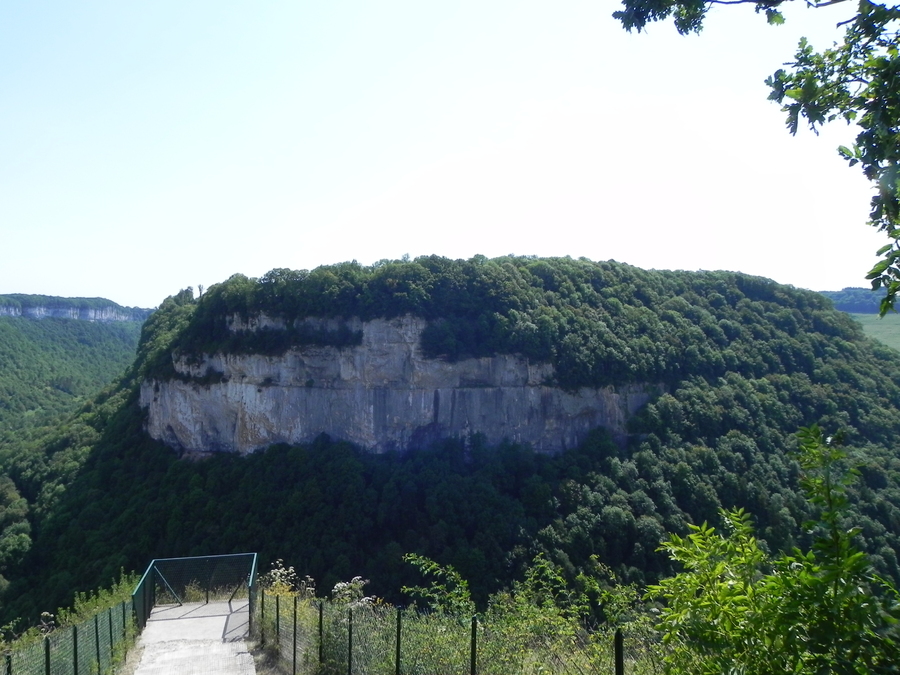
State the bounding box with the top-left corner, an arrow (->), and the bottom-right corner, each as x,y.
140,315 -> 655,455
0,305 -> 148,322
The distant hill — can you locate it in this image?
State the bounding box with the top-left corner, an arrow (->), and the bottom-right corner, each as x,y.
818,287 -> 881,314
0,314 -> 143,437
0,294 -> 152,322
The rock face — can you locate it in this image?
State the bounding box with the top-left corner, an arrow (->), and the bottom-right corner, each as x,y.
140,315 -> 657,455
0,304 -> 150,322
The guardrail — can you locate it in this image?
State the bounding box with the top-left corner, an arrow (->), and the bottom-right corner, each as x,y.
131,553 -> 258,631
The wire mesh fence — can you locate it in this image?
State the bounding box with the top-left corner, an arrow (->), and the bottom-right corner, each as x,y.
255,592 -> 661,675
4,601 -> 135,675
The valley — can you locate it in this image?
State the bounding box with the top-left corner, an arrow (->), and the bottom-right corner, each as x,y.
1,258 -> 899,670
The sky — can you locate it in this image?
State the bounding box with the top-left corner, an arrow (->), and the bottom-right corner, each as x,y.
0,1 -> 883,309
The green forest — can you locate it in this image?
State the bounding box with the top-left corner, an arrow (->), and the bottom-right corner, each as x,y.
0,316 -> 142,438
0,309 -> 144,606
0,257 -> 899,633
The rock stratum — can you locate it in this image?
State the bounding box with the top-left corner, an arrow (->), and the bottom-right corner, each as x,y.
140,315 -> 655,454
0,295 -> 152,322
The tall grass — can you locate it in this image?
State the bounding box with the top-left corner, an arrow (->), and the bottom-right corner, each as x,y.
257,594 -> 662,675
1,571 -> 139,675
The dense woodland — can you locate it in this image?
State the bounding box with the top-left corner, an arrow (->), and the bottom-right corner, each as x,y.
2,257 -> 900,632
818,287 -> 884,314
0,312 -> 143,605
0,317 -> 142,437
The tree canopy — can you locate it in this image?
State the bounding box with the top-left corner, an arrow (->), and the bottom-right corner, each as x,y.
614,0 -> 900,312
3,257 -> 900,623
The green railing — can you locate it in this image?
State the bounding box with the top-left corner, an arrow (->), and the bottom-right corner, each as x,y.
131,553 -> 258,630
255,593 -> 657,675
3,601 -> 135,675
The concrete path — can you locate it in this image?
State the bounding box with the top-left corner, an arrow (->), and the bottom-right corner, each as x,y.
132,600 -> 256,675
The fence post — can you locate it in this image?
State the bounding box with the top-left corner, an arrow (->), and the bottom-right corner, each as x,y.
95,614 -> 101,672
122,602 -> 128,659
293,596 -> 298,675
145,573 -> 152,627
470,616 -> 477,675
248,582 -> 254,637
276,595 -> 281,646
395,607 -> 401,675
614,628 -> 624,675
108,607 -> 114,666
73,625 -> 79,675
347,608 -> 353,675
318,602 -> 324,665
260,591 -> 266,647
44,636 -> 49,675
6,652 -> 11,675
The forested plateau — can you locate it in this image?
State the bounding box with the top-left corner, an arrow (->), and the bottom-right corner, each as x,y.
2,256 -> 900,627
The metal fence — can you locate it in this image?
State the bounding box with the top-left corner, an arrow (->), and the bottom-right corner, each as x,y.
255,593 -> 655,675
131,553 -> 258,630
0,553 -> 259,675
3,601 -> 135,675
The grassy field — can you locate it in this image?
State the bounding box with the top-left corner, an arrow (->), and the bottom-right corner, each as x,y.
850,312 -> 900,352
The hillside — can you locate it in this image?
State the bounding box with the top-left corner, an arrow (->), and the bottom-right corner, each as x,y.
0,314 -> 144,438
3,257 -> 900,623
0,301 -> 148,606
849,312 -> 900,352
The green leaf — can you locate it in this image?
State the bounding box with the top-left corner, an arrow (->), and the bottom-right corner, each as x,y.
867,259 -> 891,276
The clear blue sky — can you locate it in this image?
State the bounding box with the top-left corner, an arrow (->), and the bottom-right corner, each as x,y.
0,1 -> 880,308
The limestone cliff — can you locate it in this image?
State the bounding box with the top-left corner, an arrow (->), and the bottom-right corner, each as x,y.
140,315 -> 657,454
0,297 -> 151,322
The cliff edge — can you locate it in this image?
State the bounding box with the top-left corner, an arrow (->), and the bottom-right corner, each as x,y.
140,315 -> 654,454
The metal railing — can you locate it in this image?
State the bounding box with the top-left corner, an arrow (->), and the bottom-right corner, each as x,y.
131,553 -> 258,630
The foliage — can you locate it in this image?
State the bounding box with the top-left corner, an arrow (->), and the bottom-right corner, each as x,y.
55,568 -> 138,626
264,555 -> 659,675
613,1 -> 900,313
0,312 -> 144,595
648,425 -> 900,674
4,258 -> 900,634
147,256 -> 880,395
331,576 -> 376,605
0,315 -> 142,437
820,286 -> 884,313
402,553 -> 475,615
260,558 -> 315,598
